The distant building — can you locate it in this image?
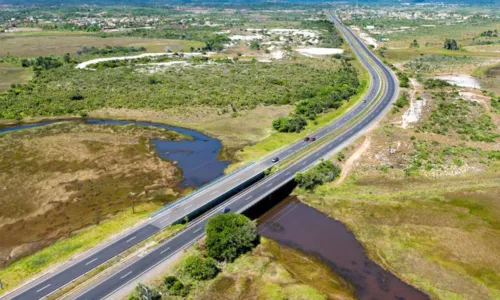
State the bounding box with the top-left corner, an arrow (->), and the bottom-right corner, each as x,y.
366,25 -> 375,30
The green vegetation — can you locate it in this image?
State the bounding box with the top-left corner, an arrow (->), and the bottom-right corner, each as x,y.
443,38 -> 460,50
418,90 -> 499,142
302,174 -> 500,300
182,256 -> 219,280
392,94 -> 409,113
162,275 -> 191,297
272,115 -> 307,133
396,71 -> 410,88
0,63 -> 33,92
205,213 -> 259,262
479,29 -> 498,37
301,20 -> 343,48
76,45 -> 146,56
0,202 -> 162,295
410,39 -> 420,48
0,59 -> 342,120
295,160 -> 341,191
424,78 -> 452,89
404,55 -> 476,73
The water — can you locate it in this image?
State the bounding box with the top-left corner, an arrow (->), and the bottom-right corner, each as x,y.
0,119 -> 231,188
258,197 -> 429,300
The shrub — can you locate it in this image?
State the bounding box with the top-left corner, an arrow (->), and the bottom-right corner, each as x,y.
397,72 -> 410,88
183,256 -> 219,280
443,39 -> 459,50
163,275 -> 190,296
206,213 -> 259,262
295,160 -> 341,191
424,78 -> 451,89
133,284 -> 161,300
272,116 -> 307,133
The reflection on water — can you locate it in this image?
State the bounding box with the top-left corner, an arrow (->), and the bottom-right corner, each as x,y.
0,119 -> 231,187
258,197 -> 429,300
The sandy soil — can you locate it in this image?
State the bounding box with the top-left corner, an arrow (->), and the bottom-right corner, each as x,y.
436,74 -> 481,89
295,47 -> 344,56
401,78 -> 427,129
337,137 -> 371,184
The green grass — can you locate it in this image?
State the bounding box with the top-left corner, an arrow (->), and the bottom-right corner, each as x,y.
0,63 -> 33,91
0,32 -> 205,57
0,202 -> 161,295
300,173 -> 500,300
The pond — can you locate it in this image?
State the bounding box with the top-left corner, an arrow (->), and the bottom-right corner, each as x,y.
258,197 -> 429,300
0,118 -> 231,188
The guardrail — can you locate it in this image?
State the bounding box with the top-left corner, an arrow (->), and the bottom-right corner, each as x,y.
149,161 -> 256,218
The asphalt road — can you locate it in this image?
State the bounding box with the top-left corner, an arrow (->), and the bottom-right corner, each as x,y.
2,13 -> 396,300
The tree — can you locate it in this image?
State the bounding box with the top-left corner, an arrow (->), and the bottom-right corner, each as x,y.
249,40 -> 260,50
183,256 -> 219,280
443,39 -> 459,50
410,39 -> 419,48
295,160 -> 341,191
272,116 -> 307,133
205,213 -> 259,262
133,284 -> 161,300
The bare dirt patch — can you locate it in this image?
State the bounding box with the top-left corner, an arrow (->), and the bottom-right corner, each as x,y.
0,122 -> 183,266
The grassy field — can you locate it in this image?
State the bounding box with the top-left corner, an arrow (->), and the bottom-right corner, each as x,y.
0,32 -> 205,57
0,63 -> 33,91
0,202 -> 161,295
129,238 -> 355,300
299,174 -> 500,300
0,122 -> 184,267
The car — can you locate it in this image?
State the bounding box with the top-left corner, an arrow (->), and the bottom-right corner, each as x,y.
271,157 -> 279,163
222,207 -> 230,213
310,137 -> 316,141
304,137 -> 310,141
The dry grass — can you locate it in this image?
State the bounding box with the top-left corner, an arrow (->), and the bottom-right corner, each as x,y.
0,32 -> 204,57
0,63 -> 33,91
0,122 -> 183,267
300,175 -> 500,300
90,105 -> 293,160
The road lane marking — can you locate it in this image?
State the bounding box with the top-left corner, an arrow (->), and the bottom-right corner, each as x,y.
245,196 -> 252,200
183,204 -> 193,210
160,217 -> 170,225
266,183 -> 272,188
36,284 -> 51,293
160,247 -> 171,254
126,236 -> 136,243
120,271 -> 132,279
193,228 -> 203,234
209,190 -> 218,196
85,258 -> 98,266
285,172 -> 291,176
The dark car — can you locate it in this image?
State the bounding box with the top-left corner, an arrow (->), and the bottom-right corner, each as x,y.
271,157 -> 280,163
222,207 -> 230,213
304,137 -> 310,141
310,137 -> 316,141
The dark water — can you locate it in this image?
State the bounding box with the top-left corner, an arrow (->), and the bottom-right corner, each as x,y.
0,119 -> 231,187
257,197 -> 429,300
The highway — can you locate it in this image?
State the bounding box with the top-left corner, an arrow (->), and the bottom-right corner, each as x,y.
1,12 -> 397,300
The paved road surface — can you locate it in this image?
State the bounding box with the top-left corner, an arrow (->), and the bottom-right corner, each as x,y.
2,13 -> 395,300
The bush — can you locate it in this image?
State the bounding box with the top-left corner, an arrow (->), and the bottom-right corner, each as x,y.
272,116 -> 307,133
133,284 -> 161,300
183,256 -> 219,280
295,160 -> 341,191
424,78 -> 451,89
397,72 -> 410,88
443,39 -> 459,50
163,275 -> 190,296
206,213 -> 259,262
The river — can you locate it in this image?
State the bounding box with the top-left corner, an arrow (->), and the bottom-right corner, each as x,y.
0,118 -> 231,188
257,197 -> 429,300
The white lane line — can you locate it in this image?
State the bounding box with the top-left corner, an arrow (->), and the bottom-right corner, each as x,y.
126,236 -> 136,243
183,204 -> 193,210
160,217 -> 170,225
245,196 -> 252,200
193,228 -> 203,234
120,271 -> 132,279
160,247 -> 171,254
36,284 -> 51,293
85,258 -> 98,266
266,183 -> 272,188
232,178 -> 240,183
209,190 -> 218,196
285,172 -> 291,176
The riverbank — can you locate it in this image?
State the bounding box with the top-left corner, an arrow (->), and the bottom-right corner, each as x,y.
0,121 -> 186,267
298,172 -> 500,299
